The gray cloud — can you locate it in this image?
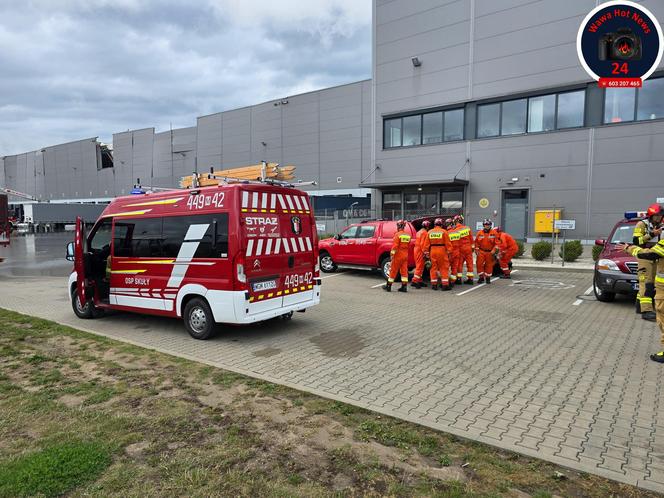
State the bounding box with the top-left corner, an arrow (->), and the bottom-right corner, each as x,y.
0,0 -> 371,155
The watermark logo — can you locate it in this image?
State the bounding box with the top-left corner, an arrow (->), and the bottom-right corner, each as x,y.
577,1 -> 663,88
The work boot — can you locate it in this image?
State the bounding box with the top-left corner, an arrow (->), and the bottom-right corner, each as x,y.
456,279 -> 463,286
420,282 -> 428,288
398,284 -> 408,293
650,351 -> 664,363
464,278 -> 473,285
431,284 -> 438,291
441,284 -> 451,291
485,277 -> 491,285
643,311 -> 657,321
477,276 -> 485,284
501,274 -> 511,279
411,281 -> 420,289
382,283 -> 392,292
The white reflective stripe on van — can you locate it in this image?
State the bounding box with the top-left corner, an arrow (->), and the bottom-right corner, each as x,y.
261,193 -> 268,210
274,238 -> 281,254
255,239 -> 264,256
166,224 -> 209,288
241,191 -> 249,209
305,237 -> 312,251
246,239 -> 254,257
282,238 -> 291,253
298,238 -> 305,251
265,238 -> 273,255
277,194 -> 287,210
293,196 -> 302,211
270,194 -> 277,211
286,195 -> 295,211
300,196 -> 310,211
252,192 -> 259,209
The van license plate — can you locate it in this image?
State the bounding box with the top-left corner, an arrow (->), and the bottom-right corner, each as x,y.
252,280 -> 277,292
632,281 -> 639,291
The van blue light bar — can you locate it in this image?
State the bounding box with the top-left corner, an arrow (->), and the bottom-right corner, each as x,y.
624,211 -> 646,220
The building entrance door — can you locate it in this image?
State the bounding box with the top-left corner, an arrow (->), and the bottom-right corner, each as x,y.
502,189 -> 528,240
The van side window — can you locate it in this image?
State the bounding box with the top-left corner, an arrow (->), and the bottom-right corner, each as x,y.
161,214 -> 228,258
114,218 -> 163,258
89,219 -> 113,252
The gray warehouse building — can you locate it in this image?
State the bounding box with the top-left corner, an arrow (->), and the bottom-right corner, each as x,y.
2,0 -> 664,240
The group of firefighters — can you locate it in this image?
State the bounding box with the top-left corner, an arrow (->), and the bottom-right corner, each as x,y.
383,215 -> 518,292
618,203 -> 664,364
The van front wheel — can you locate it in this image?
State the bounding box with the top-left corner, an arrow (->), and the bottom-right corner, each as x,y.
184,298 -> 216,340
71,288 -> 102,319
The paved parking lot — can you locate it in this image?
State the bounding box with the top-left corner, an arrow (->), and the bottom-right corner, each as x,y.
1,236 -> 663,492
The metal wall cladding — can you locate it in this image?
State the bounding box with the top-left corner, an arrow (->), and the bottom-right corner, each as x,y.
31,203 -> 105,223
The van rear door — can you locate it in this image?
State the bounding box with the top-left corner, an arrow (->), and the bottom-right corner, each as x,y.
241,187 -> 316,313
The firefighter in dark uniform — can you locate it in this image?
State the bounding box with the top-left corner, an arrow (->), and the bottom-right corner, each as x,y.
633,204 -> 663,321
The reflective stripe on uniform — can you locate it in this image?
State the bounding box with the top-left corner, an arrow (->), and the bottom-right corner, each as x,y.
656,274 -> 664,284
639,296 -> 654,304
653,244 -> 664,257
399,234 -> 411,242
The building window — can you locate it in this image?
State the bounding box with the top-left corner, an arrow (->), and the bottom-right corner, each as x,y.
444,109 -> 464,141
384,118 -> 402,148
477,103 -> 500,138
404,192 -> 437,216
440,190 -> 463,215
528,94 -> 556,132
402,115 -> 422,146
557,90 -> 585,129
637,77 -> 664,121
501,99 -> 527,135
604,87 -> 636,123
382,192 -> 401,216
422,112 -> 443,144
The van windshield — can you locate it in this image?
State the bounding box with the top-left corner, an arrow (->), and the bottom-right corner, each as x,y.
610,223 -> 635,244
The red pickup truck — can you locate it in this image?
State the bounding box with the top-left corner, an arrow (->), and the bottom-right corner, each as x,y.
318,220 -> 416,279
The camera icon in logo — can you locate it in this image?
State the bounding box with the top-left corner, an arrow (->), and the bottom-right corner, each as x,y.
598,27 -> 642,61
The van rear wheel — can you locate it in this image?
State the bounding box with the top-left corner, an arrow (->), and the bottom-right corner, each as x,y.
184,298 -> 216,340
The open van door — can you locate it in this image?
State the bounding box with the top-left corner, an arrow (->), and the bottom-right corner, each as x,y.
75,216 -> 87,307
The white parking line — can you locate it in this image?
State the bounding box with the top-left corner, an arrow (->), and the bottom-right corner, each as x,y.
321,273 -> 345,280
371,282 -> 385,288
573,286 -> 594,306
455,270 -> 519,296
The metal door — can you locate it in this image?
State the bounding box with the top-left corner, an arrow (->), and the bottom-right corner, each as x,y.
502,190 -> 528,240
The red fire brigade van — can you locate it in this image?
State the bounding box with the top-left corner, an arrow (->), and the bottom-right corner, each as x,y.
66,183 -> 321,339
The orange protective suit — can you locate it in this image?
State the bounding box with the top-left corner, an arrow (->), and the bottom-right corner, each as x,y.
423,226 -> 453,287
447,226 -> 461,283
475,229 -> 497,279
457,224 -> 474,279
412,228 -> 429,284
495,232 -> 518,277
388,229 -> 411,284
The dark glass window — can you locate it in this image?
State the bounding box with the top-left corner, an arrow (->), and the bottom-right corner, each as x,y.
89,219 -> 112,252
477,103 -> 500,137
441,190 -> 463,215
356,225 -> 376,238
339,226 -> 358,239
501,99 -> 527,135
402,115 -> 422,146
422,112 -> 443,144
557,91 -> 585,129
444,109 -> 464,141
637,78 -> 664,120
114,214 -> 228,259
604,87 -> 636,124
382,192 -> 401,216
384,118 -> 402,148
528,94 -> 556,132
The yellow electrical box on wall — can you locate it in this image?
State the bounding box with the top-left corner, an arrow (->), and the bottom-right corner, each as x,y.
534,209 -> 561,233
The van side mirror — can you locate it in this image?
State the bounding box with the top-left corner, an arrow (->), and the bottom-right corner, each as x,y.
66,242 -> 75,261
594,239 -> 606,246
334,234 -> 342,241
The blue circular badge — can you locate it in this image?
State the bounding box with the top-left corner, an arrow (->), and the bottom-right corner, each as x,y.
577,1 -> 663,83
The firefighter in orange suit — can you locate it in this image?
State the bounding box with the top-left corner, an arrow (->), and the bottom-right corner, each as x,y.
455,214 -> 474,284
411,220 -> 430,289
423,218 -> 453,291
446,218 -> 461,285
493,227 -> 518,278
475,219 -> 497,284
383,220 -> 411,293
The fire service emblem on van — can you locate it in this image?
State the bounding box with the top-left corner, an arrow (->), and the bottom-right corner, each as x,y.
291,216 -> 301,235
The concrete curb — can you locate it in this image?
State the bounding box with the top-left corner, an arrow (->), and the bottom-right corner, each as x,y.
513,263 -> 595,274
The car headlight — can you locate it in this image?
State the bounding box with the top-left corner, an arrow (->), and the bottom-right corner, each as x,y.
597,259 -> 619,271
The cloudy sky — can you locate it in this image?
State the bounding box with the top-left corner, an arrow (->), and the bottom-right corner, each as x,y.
0,0 -> 371,156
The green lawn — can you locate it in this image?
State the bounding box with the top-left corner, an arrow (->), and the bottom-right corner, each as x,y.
0,308 -> 656,497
